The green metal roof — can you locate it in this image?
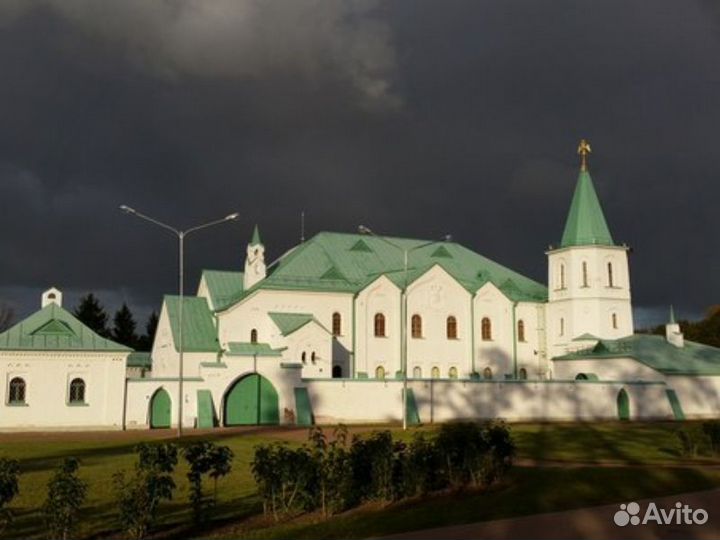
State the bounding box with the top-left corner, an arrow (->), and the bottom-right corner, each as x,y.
554,334 -> 720,376
164,296 -> 220,353
201,270 -> 244,311
268,312 -> 329,336
0,303 -> 131,352
225,342 -> 284,357
560,170 -> 615,248
214,232 -> 547,309
127,352 -> 152,368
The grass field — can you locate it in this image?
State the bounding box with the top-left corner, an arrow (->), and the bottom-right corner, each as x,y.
1,421 -> 719,539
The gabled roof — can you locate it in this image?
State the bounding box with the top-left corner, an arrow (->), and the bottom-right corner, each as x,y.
560,170 -> 615,248
164,296 -> 220,353
225,342 -> 283,357
0,303 -> 131,352
554,334 -> 720,376
214,232 -> 547,309
268,312 -> 329,336
201,270 -> 244,311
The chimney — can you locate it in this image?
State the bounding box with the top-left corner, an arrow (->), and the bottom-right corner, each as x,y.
665,305 -> 684,348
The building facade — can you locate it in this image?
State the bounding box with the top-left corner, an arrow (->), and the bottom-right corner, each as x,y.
3,144 -> 720,430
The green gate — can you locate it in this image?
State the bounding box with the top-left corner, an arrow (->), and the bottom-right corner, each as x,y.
224,374 -> 279,426
150,388 -> 172,428
617,388 -> 630,421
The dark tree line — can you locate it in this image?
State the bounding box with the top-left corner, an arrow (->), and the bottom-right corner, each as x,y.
645,305 -> 720,348
73,293 -> 158,351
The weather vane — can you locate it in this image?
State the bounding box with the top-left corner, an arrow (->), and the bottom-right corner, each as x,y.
577,139 -> 591,171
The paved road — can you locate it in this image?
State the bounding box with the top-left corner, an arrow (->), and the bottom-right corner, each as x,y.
382,489 -> 720,539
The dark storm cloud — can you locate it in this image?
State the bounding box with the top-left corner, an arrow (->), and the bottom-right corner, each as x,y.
0,0 -> 718,327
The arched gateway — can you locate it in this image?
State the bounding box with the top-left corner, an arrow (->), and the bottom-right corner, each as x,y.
224,374 -> 279,425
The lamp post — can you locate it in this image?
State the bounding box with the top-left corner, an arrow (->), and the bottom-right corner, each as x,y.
358,225 -> 450,430
120,205 -> 239,437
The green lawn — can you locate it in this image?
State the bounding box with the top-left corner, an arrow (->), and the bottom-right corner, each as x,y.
0,421 -> 718,540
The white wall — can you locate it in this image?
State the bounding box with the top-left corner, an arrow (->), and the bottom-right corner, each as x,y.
552,357 -> 665,382
665,376 -> 720,418
1,351 -> 127,429
305,378 -> 674,423
355,276 -> 401,378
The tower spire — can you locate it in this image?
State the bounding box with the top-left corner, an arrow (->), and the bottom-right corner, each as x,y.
669,305 -> 676,324
577,139 -> 591,172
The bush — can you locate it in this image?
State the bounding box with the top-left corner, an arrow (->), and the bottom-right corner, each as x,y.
251,422 -> 516,522
401,432 -> 442,497
0,458 -> 20,535
676,428 -> 700,457
114,443 -> 178,540
251,442 -> 315,521
43,458 -> 87,540
702,421 -> 720,455
182,441 -> 234,524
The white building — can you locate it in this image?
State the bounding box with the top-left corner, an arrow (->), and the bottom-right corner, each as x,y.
3,143 -> 720,430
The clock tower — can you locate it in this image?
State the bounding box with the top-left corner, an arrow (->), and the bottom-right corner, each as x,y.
244,224 -> 266,290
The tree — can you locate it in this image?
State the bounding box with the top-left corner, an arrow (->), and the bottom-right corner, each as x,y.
113,303 -> 138,348
182,441 -> 234,525
136,311 -> 159,351
73,294 -> 109,337
0,458 -> 20,535
114,443 -> 178,540
43,458 -> 87,540
0,303 -> 14,332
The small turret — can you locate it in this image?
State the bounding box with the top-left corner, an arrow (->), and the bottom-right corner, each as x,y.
41,287 -> 62,308
665,305 -> 684,348
244,225 -> 266,289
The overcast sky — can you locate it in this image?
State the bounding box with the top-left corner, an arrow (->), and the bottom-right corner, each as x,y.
1,0 -> 718,328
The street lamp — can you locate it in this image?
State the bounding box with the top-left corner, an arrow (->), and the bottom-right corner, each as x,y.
358,225 -> 450,430
120,205 -> 239,437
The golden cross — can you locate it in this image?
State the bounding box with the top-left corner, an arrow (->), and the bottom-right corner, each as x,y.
577,139 -> 591,171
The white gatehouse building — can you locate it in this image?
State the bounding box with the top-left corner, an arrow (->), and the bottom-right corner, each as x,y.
2,143 -> 720,430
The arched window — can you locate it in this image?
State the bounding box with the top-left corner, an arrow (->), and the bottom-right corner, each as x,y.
517,319 -> 525,342
446,316 -> 458,339
69,378 -> 86,403
332,312 -> 342,336
582,261 -> 589,287
519,368 -> 528,380
481,317 -> 492,341
411,315 -> 422,338
559,264 -> 566,289
483,367 -> 493,380
448,367 -> 458,379
375,366 -> 386,380
413,366 -> 422,378
559,317 -> 565,336
311,352 -> 316,365
301,352 -> 307,364
431,366 -> 440,379
612,313 -> 618,329
250,329 -> 258,344
374,313 -> 386,337
332,365 -> 342,378
607,262 -> 614,287
8,377 -> 25,404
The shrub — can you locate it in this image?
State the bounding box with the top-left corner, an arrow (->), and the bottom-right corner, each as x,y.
702,421 -> 720,455
676,428 -> 700,458
350,431 -> 396,503
0,458 -> 20,535
481,420 -> 516,485
43,458 -> 87,540
251,442 -> 315,521
435,422 -> 489,488
182,441 -> 234,524
401,433 -> 443,497
114,443 -> 178,540
309,425 -> 353,516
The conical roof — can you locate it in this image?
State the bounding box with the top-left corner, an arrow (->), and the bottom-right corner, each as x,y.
560,169 -> 615,247
251,224 -> 262,245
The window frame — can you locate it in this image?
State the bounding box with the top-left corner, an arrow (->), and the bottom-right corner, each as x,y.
68,377 -> 86,405
481,317 -> 492,341
446,316 -> 458,339
374,313 -> 386,337
8,377 -> 26,405
332,312 -> 342,337
411,314 -> 423,339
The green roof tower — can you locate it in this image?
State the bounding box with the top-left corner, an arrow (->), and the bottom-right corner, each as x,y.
560,139 -> 615,248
